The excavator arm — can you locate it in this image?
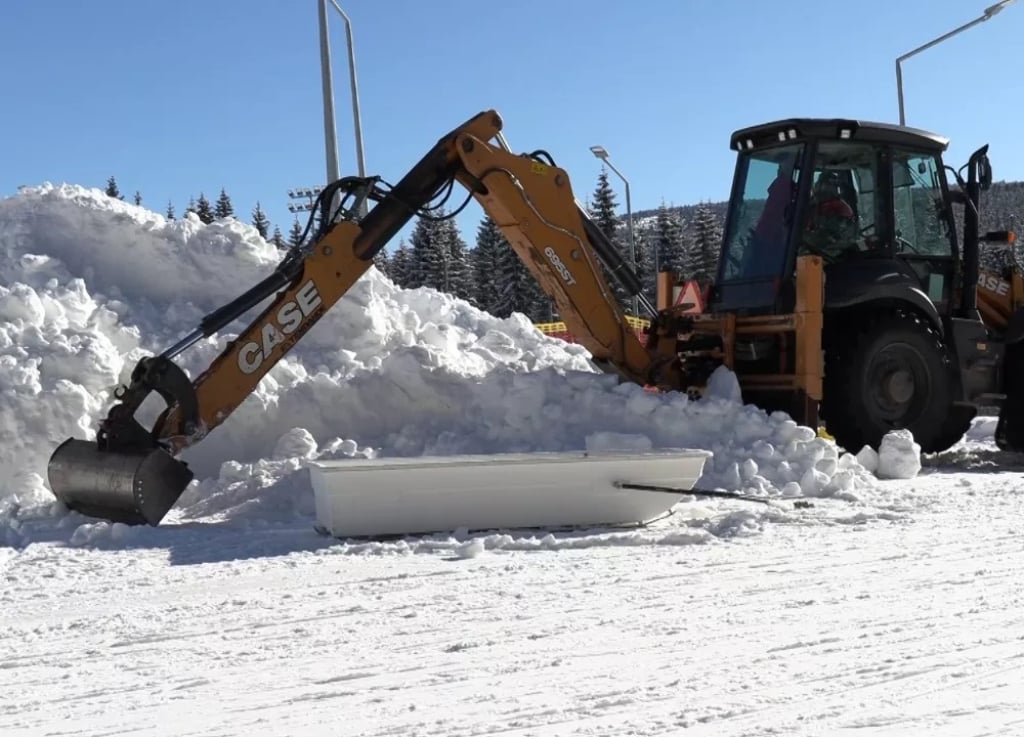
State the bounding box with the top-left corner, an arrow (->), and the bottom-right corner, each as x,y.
46,109 -> 679,526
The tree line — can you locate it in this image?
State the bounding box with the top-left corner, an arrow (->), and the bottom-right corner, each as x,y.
103,166 -> 1024,324
102,170 -> 725,322
372,168 -> 724,321
104,175 -> 296,249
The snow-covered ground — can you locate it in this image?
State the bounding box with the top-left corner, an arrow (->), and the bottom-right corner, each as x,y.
2,185 -> 1023,735
4,423 -> 1024,736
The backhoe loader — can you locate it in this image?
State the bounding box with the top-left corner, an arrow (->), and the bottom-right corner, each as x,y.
46,110 -> 1024,527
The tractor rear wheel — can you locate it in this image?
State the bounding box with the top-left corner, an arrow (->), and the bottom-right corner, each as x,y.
996,342 -> 1024,451
822,308 -> 972,454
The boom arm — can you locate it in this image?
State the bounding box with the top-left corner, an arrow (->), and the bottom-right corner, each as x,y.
137,110 -> 666,454
47,109 -> 676,526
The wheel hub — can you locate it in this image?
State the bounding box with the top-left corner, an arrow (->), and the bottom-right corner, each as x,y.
883,368 -> 915,405
866,344 -> 929,423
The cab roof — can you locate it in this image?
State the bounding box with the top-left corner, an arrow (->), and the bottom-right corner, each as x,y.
729,118 -> 949,153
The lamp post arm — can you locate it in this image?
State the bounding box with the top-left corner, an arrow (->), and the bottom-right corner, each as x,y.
896,11 -> 998,125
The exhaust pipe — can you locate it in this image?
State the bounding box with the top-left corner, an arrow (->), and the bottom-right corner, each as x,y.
47,438 -> 194,526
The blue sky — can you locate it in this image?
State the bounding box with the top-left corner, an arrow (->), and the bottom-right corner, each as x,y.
2,0 -> 1021,252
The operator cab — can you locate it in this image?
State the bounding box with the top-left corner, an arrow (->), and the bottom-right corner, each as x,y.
713,118 -> 965,316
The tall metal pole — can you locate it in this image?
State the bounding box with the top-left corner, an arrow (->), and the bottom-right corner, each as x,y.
318,0 -> 340,186
328,1 -> 367,216
329,1 -> 365,180
318,0 -> 341,225
896,0 -> 1017,126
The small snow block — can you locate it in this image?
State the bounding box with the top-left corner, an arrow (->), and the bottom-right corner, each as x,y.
308,449 -> 711,539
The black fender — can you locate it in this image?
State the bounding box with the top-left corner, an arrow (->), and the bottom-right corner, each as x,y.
823,258 -> 943,333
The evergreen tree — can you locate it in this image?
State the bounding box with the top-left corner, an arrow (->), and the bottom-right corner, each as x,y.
215,188 -> 234,219
494,234 -> 550,321
588,168 -> 631,310
288,218 -> 305,248
589,169 -> 619,243
133,191 -> 142,206
194,193 -> 215,224
630,226 -> 652,309
271,225 -> 286,250
686,202 -> 723,285
166,200 -> 176,220
251,201 -> 270,238
408,209 -> 473,298
472,215 -> 507,313
185,196 -> 197,217
105,176 -> 123,200
654,203 -> 685,274
446,220 -> 474,302
372,248 -> 390,277
388,240 -> 415,288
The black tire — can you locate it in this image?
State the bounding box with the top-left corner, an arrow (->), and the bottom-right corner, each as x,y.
822,308 -> 972,454
996,342 -> 1024,451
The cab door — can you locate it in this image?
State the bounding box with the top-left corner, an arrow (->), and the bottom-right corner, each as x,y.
888,148 -> 959,314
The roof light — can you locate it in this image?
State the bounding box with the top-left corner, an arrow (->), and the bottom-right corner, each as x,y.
777,131 -> 787,142
788,129 -> 797,139
839,128 -> 852,139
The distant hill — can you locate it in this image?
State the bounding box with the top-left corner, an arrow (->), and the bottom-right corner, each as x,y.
634,180 -> 1024,234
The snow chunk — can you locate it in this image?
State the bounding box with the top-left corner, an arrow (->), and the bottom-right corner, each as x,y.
704,364 -> 742,404
877,429 -> 921,480
856,445 -> 880,474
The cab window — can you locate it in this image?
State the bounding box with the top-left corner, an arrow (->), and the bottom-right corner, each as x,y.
720,143 -> 804,281
800,142 -> 883,262
891,151 -> 954,257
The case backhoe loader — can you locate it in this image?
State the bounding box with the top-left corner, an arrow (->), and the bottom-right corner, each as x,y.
660,117 -> 1023,457
46,110 -> 1024,527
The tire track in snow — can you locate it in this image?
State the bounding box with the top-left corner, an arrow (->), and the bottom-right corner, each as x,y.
4,474 -> 1024,736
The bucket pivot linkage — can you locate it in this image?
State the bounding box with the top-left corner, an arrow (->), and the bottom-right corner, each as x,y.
47,356 -> 199,526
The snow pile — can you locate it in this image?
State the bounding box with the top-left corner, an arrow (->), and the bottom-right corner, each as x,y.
0,183 -> 885,539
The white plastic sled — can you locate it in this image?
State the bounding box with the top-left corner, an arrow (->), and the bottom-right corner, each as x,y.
308,448 -> 712,539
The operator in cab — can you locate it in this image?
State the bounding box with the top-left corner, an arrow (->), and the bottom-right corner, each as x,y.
801,171 -> 857,261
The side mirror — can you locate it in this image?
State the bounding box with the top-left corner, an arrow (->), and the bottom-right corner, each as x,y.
968,144 -> 992,191
979,155 -> 993,191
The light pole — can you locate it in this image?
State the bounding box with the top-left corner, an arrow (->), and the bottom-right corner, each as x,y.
317,0 -> 367,215
287,186 -> 323,214
896,0 -> 1017,126
590,144 -> 639,316
317,0 -> 339,188
286,186 -> 324,245
328,0 -> 366,181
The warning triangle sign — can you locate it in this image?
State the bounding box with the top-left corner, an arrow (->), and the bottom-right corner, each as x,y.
674,280 -> 704,314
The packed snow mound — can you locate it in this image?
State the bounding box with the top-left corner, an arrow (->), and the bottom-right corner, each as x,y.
0,183 -> 881,535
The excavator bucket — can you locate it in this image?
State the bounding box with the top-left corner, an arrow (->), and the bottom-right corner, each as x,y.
47,437 -> 195,527
46,354 -> 200,525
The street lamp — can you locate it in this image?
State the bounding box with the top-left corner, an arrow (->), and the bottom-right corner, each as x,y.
896,0 -> 1017,126
589,144 -> 639,316
317,0 -> 367,214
